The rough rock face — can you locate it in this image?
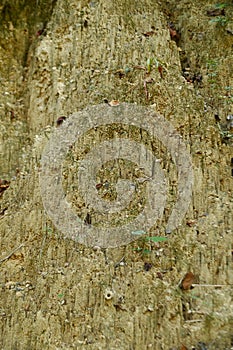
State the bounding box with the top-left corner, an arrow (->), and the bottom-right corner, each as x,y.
0,0 -> 232,349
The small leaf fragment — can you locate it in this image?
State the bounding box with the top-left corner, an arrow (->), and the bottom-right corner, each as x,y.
146,236 -> 168,242
131,230 -> 147,235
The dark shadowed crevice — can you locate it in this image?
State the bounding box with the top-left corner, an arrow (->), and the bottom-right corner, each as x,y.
0,0 -> 58,67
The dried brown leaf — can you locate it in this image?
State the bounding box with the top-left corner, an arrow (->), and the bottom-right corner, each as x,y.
142,31 -> 155,37
181,272 -> 195,290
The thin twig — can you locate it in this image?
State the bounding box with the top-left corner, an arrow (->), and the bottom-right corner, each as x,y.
114,256 -> 125,268
0,243 -> 24,264
192,283 -> 232,287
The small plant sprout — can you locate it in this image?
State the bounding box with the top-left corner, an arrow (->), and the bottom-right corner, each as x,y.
210,16 -> 229,26
208,3 -> 233,27
214,3 -> 228,9
146,57 -> 167,76
132,234 -> 168,256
